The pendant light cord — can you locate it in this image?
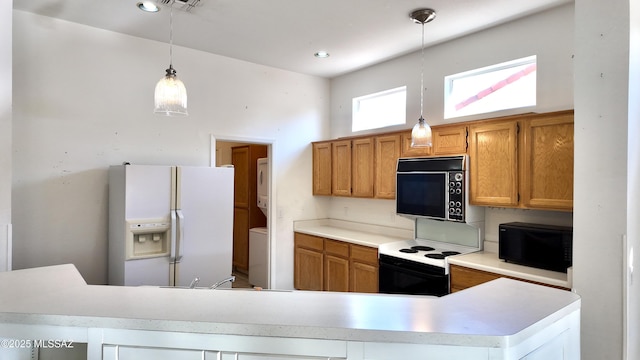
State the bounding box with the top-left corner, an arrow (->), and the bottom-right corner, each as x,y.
420,21 -> 425,120
169,0 -> 174,68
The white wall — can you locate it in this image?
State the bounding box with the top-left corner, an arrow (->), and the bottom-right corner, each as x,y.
11,10 -> 331,287
0,0 -> 12,272
330,4 -> 575,139
573,0 -> 633,359
328,5 -> 575,233
626,2 -> 640,358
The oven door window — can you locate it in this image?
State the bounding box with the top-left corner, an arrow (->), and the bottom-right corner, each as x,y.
396,172 -> 447,219
379,255 -> 448,296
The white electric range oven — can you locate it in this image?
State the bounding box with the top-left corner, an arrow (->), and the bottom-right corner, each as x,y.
378,219 -> 483,296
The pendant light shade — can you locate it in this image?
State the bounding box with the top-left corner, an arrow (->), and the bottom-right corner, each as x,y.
410,8 -> 436,148
154,1 -> 187,116
154,65 -> 188,116
411,116 -> 432,147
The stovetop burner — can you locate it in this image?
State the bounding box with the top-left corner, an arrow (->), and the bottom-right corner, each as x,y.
442,251 -> 461,256
379,238 -> 480,274
399,248 -> 418,253
412,245 -> 435,251
399,245 -> 436,254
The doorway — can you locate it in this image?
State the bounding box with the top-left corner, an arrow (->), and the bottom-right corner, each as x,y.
214,139 -> 271,289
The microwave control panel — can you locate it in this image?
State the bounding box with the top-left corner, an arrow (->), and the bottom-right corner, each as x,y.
447,171 -> 465,221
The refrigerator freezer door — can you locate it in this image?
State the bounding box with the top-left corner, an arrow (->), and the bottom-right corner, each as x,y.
109,165 -> 174,286
174,166 -> 235,288
125,166 -> 173,219
124,256 -> 172,286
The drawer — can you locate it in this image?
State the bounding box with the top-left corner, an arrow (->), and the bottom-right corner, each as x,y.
450,264 -> 501,290
350,244 -> 378,264
294,233 -> 324,251
325,239 -> 350,258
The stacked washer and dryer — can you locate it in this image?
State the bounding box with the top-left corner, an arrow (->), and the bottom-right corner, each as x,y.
248,158 -> 269,289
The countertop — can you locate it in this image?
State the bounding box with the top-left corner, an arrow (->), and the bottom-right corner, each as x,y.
293,219 -> 413,248
0,264 -> 580,348
448,251 -> 572,289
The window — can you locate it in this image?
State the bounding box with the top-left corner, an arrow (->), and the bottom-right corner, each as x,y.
352,86 -> 406,132
444,56 -> 536,119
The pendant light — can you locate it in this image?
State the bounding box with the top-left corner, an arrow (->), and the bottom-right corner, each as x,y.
154,0 -> 188,116
410,8 -> 436,148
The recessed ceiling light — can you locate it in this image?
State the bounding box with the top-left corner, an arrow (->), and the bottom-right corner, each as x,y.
314,51 -> 330,58
137,1 -> 160,12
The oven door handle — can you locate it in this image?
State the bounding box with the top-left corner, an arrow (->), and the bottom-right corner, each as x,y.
380,260 -> 445,278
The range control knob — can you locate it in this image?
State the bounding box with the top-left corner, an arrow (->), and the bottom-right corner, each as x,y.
454,173 -> 464,182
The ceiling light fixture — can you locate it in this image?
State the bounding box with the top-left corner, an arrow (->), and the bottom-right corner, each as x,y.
314,51 -> 330,58
410,8 -> 436,148
154,0 -> 188,116
137,1 -> 160,13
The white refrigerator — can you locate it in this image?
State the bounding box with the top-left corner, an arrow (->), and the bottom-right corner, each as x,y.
108,164 -> 234,288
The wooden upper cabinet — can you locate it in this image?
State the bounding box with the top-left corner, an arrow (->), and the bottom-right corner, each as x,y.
521,111 -> 574,210
432,125 -> 468,155
468,120 -> 520,207
374,134 -> 401,199
332,140 -> 352,196
351,138 -> 374,197
312,141 -> 332,196
400,131 -> 431,157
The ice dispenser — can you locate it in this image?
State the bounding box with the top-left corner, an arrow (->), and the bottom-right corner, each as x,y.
126,219 -> 171,260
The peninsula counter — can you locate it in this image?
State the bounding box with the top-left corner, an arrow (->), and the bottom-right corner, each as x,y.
0,264 -> 580,360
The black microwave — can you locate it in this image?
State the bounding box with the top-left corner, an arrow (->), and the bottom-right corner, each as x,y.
499,222 -> 573,273
395,156 -> 467,222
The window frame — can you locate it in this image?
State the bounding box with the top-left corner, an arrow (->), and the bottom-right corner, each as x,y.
352,86 -> 407,132
444,55 -> 537,119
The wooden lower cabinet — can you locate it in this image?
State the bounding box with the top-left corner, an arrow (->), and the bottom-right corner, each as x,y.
294,233 -> 379,293
349,244 -> 379,293
294,233 -> 324,291
449,264 -> 570,293
324,239 -> 350,292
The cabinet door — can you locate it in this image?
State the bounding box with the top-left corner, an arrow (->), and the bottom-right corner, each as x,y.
108,346 -> 204,360
351,138 -> 374,198
233,207 -> 250,271
349,244 -> 378,293
374,135 -> 401,199
312,142 -> 332,195
521,113 -> 574,210
400,131 -> 431,157
324,239 -> 350,292
294,233 -> 324,291
231,146 -> 250,208
331,140 -> 352,196
350,261 -> 378,293
294,247 -> 323,290
468,120 -> 519,207
449,264 -> 501,293
432,125 -> 468,155
324,254 -> 349,292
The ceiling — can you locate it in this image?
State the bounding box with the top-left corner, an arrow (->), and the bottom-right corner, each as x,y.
13,0 -> 573,78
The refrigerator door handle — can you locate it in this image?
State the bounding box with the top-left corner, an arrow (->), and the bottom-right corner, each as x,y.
176,209 -> 185,263
170,210 -> 177,262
